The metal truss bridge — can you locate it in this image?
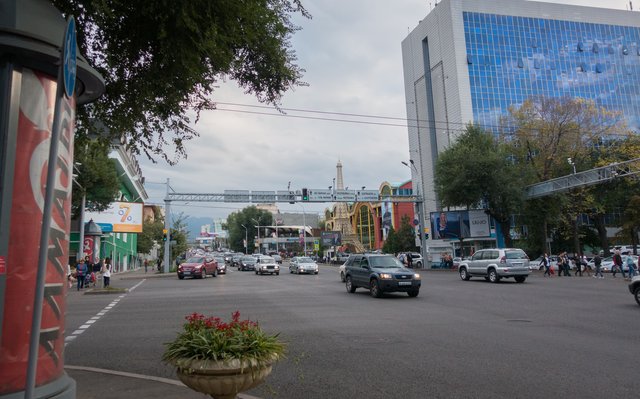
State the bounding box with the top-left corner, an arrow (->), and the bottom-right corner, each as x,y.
525,158 -> 640,198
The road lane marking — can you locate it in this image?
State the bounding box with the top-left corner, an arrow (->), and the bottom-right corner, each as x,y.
65,279 -> 147,346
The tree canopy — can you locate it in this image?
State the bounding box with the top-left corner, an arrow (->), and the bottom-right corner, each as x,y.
52,0 -> 310,164
226,206 -> 274,253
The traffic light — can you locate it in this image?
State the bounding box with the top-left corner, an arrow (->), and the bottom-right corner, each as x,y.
162,229 -> 168,241
302,188 -> 309,201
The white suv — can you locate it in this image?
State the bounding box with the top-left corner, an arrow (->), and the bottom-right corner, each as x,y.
458,248 -> 530,283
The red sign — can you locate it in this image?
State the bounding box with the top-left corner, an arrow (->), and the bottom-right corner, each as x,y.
0,256 -> 5,274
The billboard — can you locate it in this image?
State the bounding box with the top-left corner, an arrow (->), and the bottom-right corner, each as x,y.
84,202 -> 144,233
321,231 -> 342,246
430,210 -> 490,240
381,201 -> 393,240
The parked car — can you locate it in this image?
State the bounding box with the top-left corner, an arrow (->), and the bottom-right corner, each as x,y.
458,248 -> 530,283
628,275 -> 640,306
238,256 -> 257,271
177,256 -> 218,279
397,252 -> 423,268
289,256 -> 319,274
255,256 -> 280,275
344,254 -> 421,298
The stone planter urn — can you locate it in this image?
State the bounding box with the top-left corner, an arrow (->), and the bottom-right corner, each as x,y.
173,356 -> 277,399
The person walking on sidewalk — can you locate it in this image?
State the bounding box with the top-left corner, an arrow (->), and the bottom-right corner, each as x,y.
593,253 -> 604,279
102,258 -> 112,288
75,258 -> 88,291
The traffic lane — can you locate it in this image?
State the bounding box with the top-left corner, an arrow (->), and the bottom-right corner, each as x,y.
65,268 -> 640,398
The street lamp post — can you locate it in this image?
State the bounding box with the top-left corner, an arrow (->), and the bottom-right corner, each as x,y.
402,160 -> 427,268
298,204 -> 307,255
252,218 -> 260,254
241,224 -> 248,254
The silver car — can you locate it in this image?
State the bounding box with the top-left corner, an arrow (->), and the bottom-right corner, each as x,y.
289,256 -> 319,274
458,248 -> 530,283
255,256 -> 280,275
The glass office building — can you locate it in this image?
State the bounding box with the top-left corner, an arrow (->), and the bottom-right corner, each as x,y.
465,12 -> 640,131
402,0 -> 640,246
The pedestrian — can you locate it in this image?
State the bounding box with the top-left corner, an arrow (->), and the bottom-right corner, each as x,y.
625,255 -> 636,280
75,258 -> 88,291
558,252 -> 571,277
573,257 -> 581,276
144,259 -> 148,273
580,253 -> 591,277
540,253 -> 551,277
102,257 -> 112,288
593,252 -> 604,279
406,253 -> 413,269
157,258 -> 162,271
66,264 -> 73,289
612,250 -> 624,278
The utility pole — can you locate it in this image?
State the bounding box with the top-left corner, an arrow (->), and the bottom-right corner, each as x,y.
163,178 -> 171,273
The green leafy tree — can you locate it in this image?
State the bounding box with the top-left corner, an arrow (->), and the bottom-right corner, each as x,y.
434,124 -> 525,246
382,227 -> 399,254
395,216 -> 418,253
72,139 -> 120,218
137,209 -> 164,255
52,0 -> 310,164
170,213 -> 190,263
226,207 -> 274,253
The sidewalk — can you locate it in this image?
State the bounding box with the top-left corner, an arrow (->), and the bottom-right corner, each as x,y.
66,267 -> 259,399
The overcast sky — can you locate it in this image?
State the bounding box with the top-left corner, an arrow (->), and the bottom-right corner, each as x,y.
139,0 -> 632,224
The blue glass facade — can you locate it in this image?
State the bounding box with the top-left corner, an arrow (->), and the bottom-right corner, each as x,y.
463,12 -> 640,132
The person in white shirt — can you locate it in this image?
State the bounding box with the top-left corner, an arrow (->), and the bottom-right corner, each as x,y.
102,258 -> 112,288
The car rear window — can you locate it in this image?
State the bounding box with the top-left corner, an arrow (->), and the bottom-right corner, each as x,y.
505,250 -> 528,259
187,257 -> 204,263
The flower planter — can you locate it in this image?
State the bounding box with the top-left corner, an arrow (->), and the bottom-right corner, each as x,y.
173,356 -> 276,399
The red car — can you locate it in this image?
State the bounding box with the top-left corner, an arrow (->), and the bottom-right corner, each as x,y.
177,256 -> 218,279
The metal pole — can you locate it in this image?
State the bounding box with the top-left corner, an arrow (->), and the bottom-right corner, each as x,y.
163,178 -> 170,273
301,204 -> 307,255
77,191 -> 86,260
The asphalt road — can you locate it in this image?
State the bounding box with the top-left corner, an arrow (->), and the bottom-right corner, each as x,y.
65,264 -> 640,399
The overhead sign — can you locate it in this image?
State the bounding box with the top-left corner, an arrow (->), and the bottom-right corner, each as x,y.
84,202 -> 143,233
334,189 -> 356,202
276,190 -> 295,202
251,191 -> 276,203
224,190 -> 250,203
356,190 -> 379,201
308,189 -> 333,202
468,210 -> 490,237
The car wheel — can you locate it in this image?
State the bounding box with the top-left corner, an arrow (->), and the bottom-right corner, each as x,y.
297,268 -> 301,275
276,272 -> 279,275
346,276 -> 356,293
515,276 -> 526,283
178,275 -> 184,280
634,286 -> 640,306
370,279 -> 383,298
459,267 -> 470,281
407,290 -> 419,297
416,261 -> 422,268
488,269 -> 500,283
315,271 -> 319,275
290,268 -> 293,273
255,271 -> 259,275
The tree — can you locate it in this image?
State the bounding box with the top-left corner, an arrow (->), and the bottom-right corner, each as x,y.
137,209 -> 164,255
434,124 -> 525,246
226,207 -> 274,253
395,216 -> 418,253
170,213 -> 189,263
71,139 -> 120,219
382,227 -> 399,254
52,0 -> 310,164
507,96 -> 631,253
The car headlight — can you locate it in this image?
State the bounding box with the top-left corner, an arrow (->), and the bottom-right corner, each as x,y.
414,273 -> 421,280
379,273 -> 392,279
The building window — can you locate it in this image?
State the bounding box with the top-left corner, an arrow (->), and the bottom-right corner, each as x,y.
592,43 -> 599,53
577,41 -> 584,52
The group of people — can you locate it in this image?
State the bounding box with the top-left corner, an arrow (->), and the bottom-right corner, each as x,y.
539,250 -> 637,280
68,256 -> 112,291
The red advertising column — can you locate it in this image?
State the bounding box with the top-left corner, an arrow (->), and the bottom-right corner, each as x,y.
0,1 -> 104,398
0,68 -> 75,394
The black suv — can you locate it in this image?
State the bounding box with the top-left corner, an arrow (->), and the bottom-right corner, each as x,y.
344,254 -> 421,298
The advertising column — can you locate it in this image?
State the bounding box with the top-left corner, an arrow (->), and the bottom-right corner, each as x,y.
0,1 -> 104,398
